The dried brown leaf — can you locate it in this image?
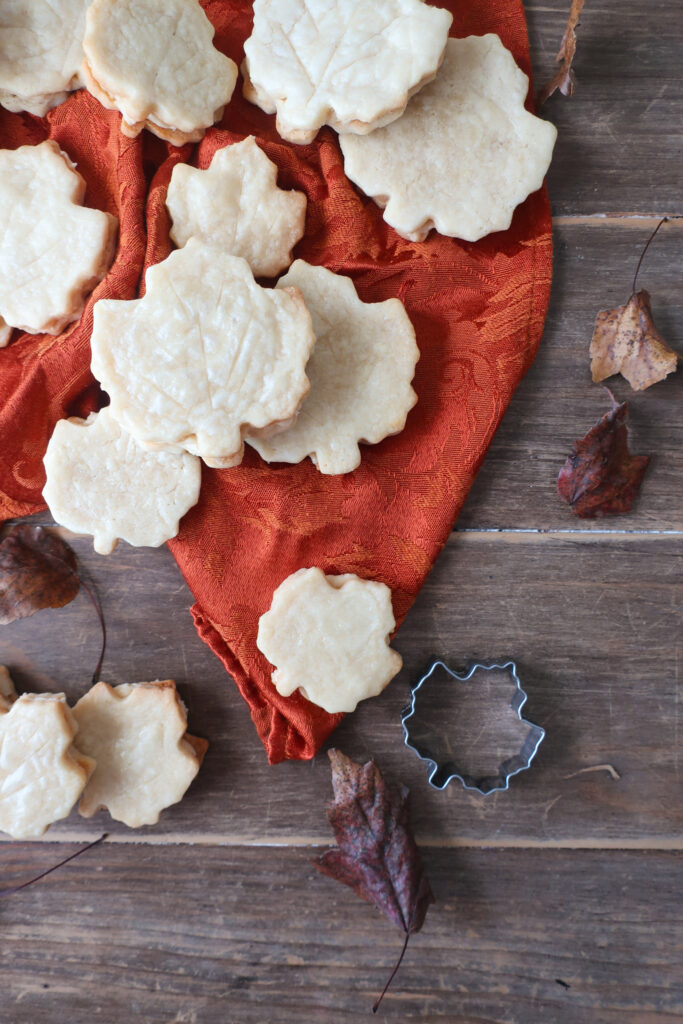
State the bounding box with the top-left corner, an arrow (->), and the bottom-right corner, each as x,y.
315,749 -> 434,1010
590,289 -> 678,391
0,524 -> 80,624
557,390 -> 650,518
537,0 -> 586,106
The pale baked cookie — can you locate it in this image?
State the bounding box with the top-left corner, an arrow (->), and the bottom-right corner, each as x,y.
0,141 -> 117,336
247,261 -> 419,474
43,407 -> 202,555
242,0 -> 452,144
0,666 -> 16,712
90,239 -> 315,466
340,34 -> 558,242
0,0 -> 89,116
73,680 -> 207,828
257,568 -> 402,714
166,136 -> 307,278
0,318 -> 11,348
0,689 -> 95,838
82,0 -> 238,144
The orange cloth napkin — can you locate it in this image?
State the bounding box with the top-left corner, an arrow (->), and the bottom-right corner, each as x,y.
0,0 -> 553,763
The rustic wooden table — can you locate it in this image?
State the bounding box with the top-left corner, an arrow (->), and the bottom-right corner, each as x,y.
1,2 -> 681,1021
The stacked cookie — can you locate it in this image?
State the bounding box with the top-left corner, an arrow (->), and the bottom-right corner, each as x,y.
0,0 -> 237,144
44,135 -> 421,553
0,141 -> 117,345
0,668 -> 205,838
242,1 -> 557,243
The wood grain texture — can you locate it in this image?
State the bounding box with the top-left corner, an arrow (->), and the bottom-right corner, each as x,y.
525,1 -> 682,216
1,525 -> 680,845
458,219 -> 683,531
0,0 -> 681,1019
0,843 -> 680,1024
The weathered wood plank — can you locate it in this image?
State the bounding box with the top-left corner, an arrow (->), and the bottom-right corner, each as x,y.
1,527 -> 680,844
0,842 -> 680,1024
458,218 -> 683,530
524,0 -> 682,216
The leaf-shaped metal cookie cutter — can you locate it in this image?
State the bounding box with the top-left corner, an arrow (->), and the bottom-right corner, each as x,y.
401,659 -> 545,794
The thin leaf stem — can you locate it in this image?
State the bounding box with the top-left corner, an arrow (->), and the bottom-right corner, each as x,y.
78,576 -> 106,684
0,834 -> 108,896
631,217 -> 668,295
373,932 -> 410,1013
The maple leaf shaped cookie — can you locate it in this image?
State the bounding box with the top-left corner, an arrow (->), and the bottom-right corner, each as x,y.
257,568 -> 403,714
73,680 -> 207,828
166,137 -> 307,278
43,407 -> 201,555
0,677 -> 95,839
248,261 -> 419,474
0,0 -> 89,116
0,141 -> 117,336
82,0 -> 238,145
340,34 -> 558,242
90,239 -> 316,466
242,0 -> 452,144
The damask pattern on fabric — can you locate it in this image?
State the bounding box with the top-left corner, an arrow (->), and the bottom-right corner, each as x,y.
0,0 -> 553,763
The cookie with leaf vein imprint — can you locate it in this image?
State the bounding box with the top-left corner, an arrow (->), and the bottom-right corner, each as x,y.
73,680 -> 207,828
90,239 -> 316,467
43,407 -> 201,555
82,0 -> 237,145
0,141 -> 117,337
166,136 -> 307,278
247,261 -> 419,475
0,673 -> 95,839
340,34 -> 558,242
242,0 -> 452,144
0,0 -> 90,115
257,568 -> 403,714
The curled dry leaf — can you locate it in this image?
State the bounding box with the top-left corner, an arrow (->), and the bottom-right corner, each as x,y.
0,524 -> 106,683
590,220 -> 678,391
557,390 -> 650,518
315,749 -> 434,1011
536,0 -> 585,107
0,524 -> 80,624
591,289 -> 678,391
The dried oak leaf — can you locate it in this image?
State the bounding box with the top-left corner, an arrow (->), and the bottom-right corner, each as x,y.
590,289 -> 678,391
315,749 -> 434,1010
537,0 -> 585,106
0,524 -> 80,624
557,391 -> 650,517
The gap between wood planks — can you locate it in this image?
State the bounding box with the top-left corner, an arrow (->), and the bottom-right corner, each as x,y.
2,833 -> 682,850
453,529 -> 683,541
552,214 -> 682,225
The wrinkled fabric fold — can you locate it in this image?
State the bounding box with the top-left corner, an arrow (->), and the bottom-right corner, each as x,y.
0,0 -> 553,763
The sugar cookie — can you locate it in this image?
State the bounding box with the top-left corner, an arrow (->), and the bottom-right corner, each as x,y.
166,136 -> 307,278
0,666 -> 16,712
340,35 -> 558,242
82,0 -> 237,144
242,0 -> 452,144
73,680 -> 207,828
257,568 -> 402,714
0,690 -> 95,838
0,0 -> 89,116
43,407 -> 201,555
90,239 -> 315,466
0,141 -> 117,336
248,261 -> 418,474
